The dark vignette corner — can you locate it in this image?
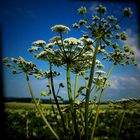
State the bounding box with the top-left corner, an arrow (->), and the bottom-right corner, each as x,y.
0,24 -> 6,138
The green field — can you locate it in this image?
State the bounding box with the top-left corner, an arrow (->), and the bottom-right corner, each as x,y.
4,101 -> 140,140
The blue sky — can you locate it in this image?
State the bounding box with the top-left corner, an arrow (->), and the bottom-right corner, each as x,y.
1,0 -> 140,101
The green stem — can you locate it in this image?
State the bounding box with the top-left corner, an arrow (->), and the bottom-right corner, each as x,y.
25,73 -> 60,140
74,73 -> 79,102
90,64 -> 114,140
56,85 -> 61,96
49,63 -> 67,134
48,78 -> 56,116
116,111 -> 126,140
66,64 -> 80,140
85,38 -> 101,140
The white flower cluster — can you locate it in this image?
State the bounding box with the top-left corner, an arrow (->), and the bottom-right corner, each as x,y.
64,37 -> 82,45
78,6 -> 87,14
95,70 -> 106,75
51,25 -> 70,33
80,37 -> 94,45
32,40 -> 46,46
123,7 -> 133,17
35,51 -> 47,59
96,5 -> 107,14
28,46 -> 40,52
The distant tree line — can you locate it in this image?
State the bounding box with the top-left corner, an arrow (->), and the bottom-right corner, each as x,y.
4,97 -> 70,104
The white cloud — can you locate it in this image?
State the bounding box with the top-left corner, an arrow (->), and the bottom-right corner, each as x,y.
109,75 -> 140,90
124,28 -> 140,69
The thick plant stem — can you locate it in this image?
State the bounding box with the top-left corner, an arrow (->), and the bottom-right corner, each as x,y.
66,64 -> 80,140
90,64 -> 114,140
85,38 -> 101,140
49,63 -> 67,134
25,73 -> 60,140
116,111 -> 126,140
74,73 -> 79,102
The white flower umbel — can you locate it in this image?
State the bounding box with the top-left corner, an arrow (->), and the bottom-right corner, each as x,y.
45,43 -> 54,49
82,51 -> 93,58
96,63 -> 104,69
80,37 -> 94,45
50,36 -> 61,43
78,6 -> 87,14
72,23 -> 79,28
64,37 -> 82,45
95,59 -> 101,64
95,70 -> 106,76
46,49 -> 55,55
2,57 -> 9,63
32,40 -> 46,46
123,7 -> 133,17
36,51 -> 47,59
28,46 -> 40,52
51,25 -> 70,33
96,5 -> 107,14
77,45 -> 83,50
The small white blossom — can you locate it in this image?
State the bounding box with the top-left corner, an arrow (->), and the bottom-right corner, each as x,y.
107,15 -> 117,22
84,51 -> 93,57
18,56 -> 25,62
72,23 -> 79,28
92,16 -> 100,20
100,49 -> 107,54
123,7 -> 133,17
79,19 -> 87,25
78,6 -> 87,14
86,38 -> 94,44
11,57 -> 18,63
74,99 -> 81,105
96,5 -> 107,14
2,57 -> 9,63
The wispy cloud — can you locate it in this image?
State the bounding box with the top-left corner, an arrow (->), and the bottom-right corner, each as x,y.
89,1 -> 99,14
16,7 -> 35,18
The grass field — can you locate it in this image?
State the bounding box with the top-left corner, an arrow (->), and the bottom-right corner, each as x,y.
3,101 -> 140,139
